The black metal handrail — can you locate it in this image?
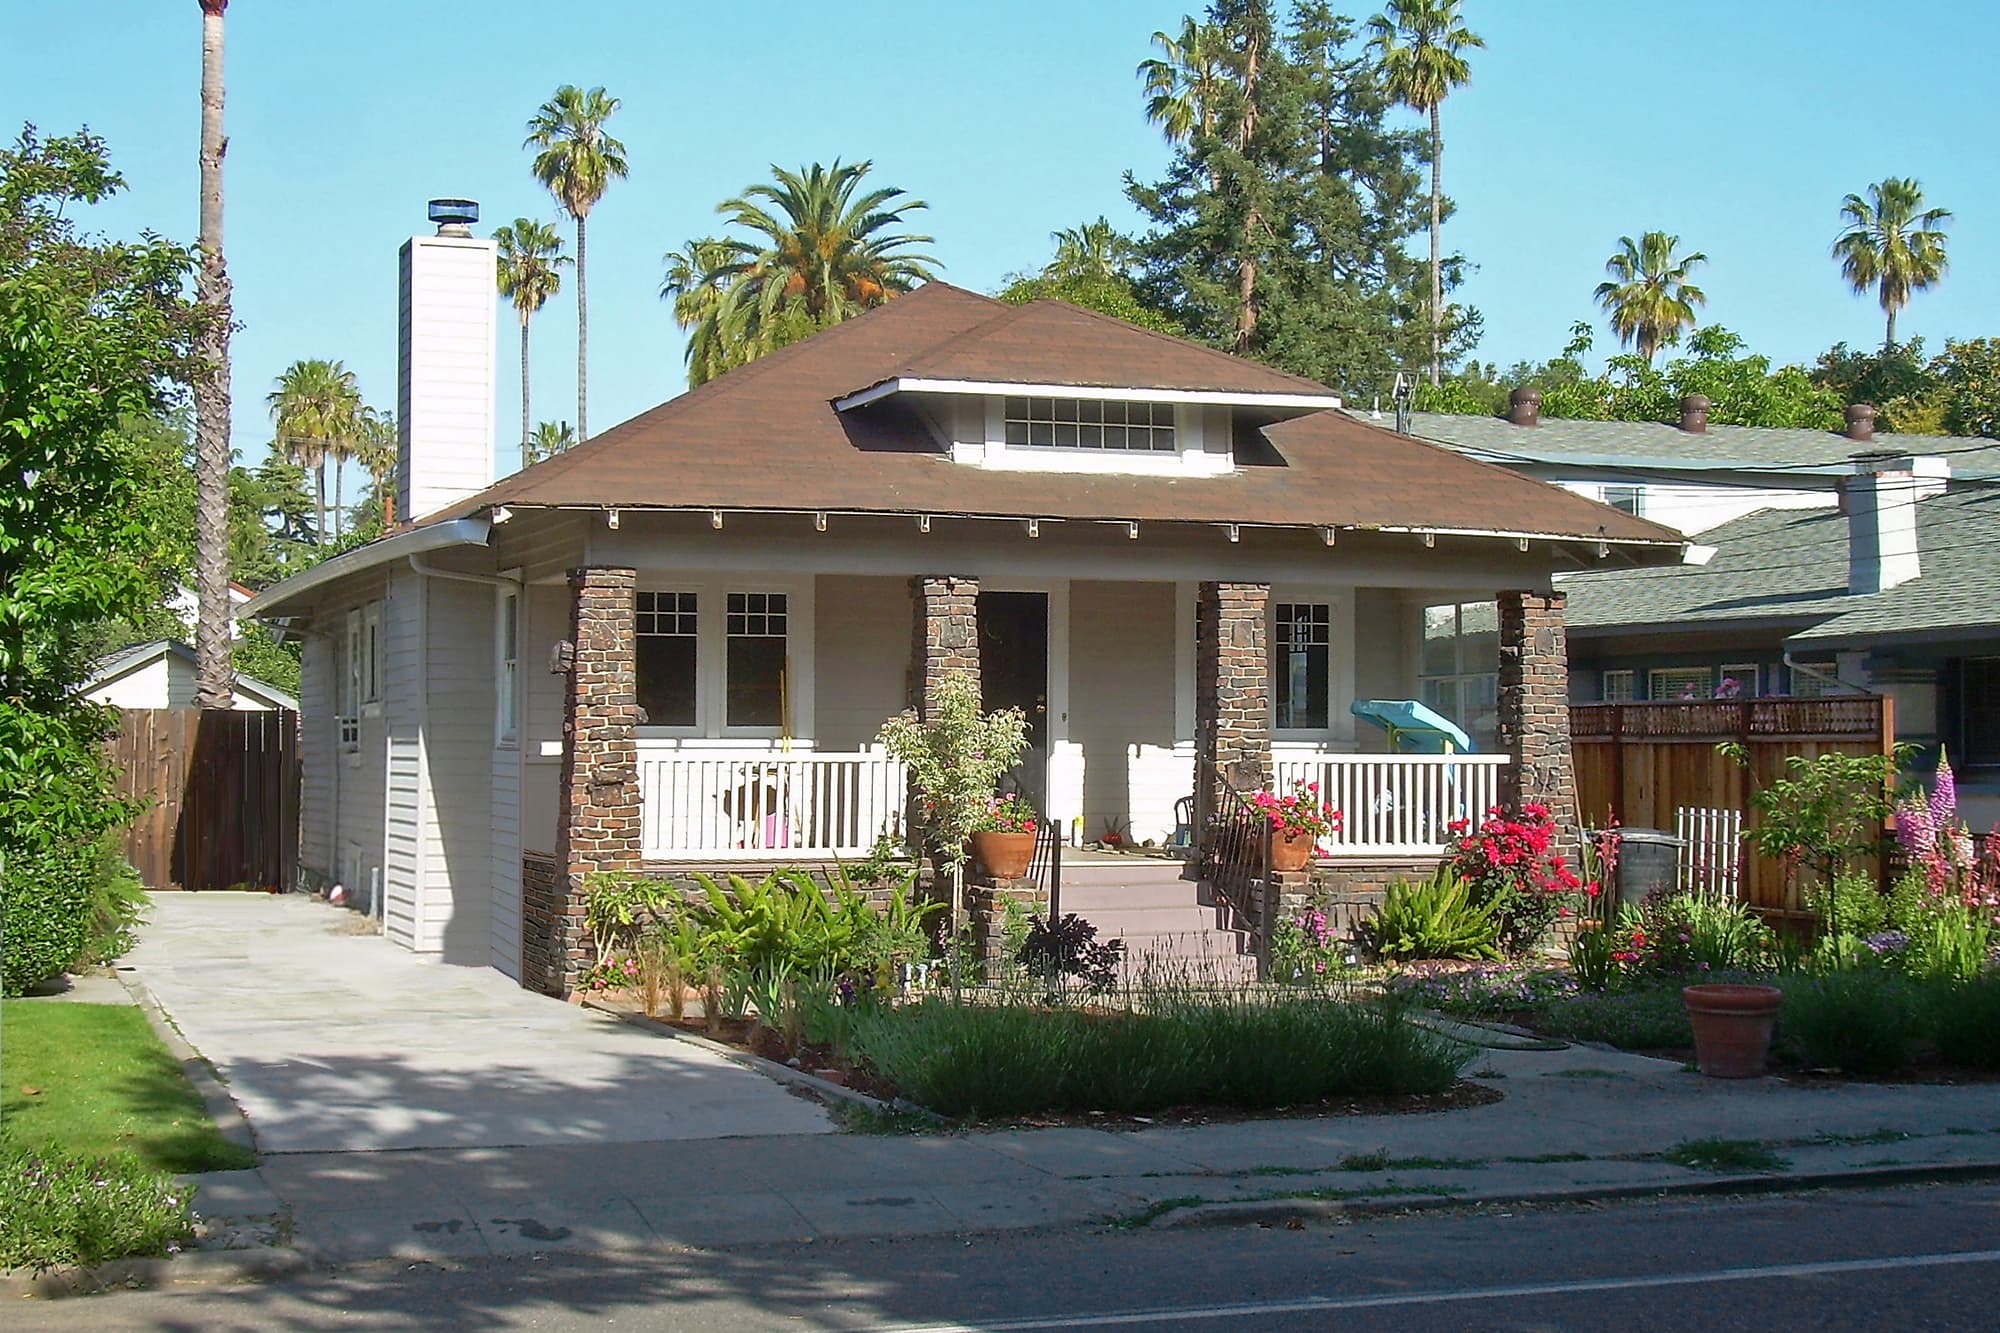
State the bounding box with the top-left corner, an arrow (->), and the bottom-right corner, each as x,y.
1023,812 -> 1064,922
1196,757 -> 1271,973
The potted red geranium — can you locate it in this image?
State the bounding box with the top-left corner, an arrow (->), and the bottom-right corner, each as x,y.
1250,781 -> 1342,872
970,793 -> 1040,879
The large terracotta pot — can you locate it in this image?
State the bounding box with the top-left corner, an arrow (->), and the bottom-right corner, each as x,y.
1682,983 -> 1783,1078
1269,829 -> 1316,873
971,830 -> 1037,880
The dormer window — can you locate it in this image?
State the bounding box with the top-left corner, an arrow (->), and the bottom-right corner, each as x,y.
1003,397 -> 1176,453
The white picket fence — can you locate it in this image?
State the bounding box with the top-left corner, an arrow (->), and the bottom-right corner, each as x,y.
1675,805 -> 1745,898
638,747 -> 908,861
1272,754 -> 1510,857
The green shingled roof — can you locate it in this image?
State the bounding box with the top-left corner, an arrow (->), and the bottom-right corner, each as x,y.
1555,487 -> 2000,647
1351,409 -> 2000,482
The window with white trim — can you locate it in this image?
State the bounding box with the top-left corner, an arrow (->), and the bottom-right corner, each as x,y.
496,590 -> 520,744
636,591 -> 698,728
1418,603 -> 1499,749
1003,396 -> 1176,452
1649,666 -> 1712,701
1601,669 -> 1636,703
340,610 -> 362,750
1274,602 -> 1331,730
1789,661 -> 1841,698
1717,663 -> 1758,699
726,592 -> 788,729
1603,485 -> 1646,517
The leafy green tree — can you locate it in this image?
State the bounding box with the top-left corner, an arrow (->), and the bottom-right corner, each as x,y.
1593,232 -> 1707,364
1139,16 -> 1231,153
1,127 -> 206,876
665,161 -> 937,386
1366,0 -> 1483,385
1128,3 -> 1460,397
493,218 -> 568,473
527,419 -> 577,463
193,0 -> 233,711
232,620 -> 300,696
267,359 -> 360,544
526,84 -> 627,442
228,450 -> 317,587
1811,339 -> 1947,433
1833,177 -> 1951,351
1046,218 -> 1138,282
996,271 -> 1186,335
1936,337 -> 2000,438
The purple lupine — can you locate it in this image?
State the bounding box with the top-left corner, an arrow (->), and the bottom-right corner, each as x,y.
1897,795 -> 1936,860
1932,749 -> 1958,831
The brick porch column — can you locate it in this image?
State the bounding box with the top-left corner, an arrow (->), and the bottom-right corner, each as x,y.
547,565 -> 641,996
1497,589 -> 1579,850
910,575 -> 980,719
1195,580 -> 1271,821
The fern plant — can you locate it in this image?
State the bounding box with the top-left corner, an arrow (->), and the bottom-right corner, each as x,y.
1367,868 -> 1502,962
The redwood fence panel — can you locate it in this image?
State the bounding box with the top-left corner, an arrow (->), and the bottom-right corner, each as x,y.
1570,697 -> 1894,917
106,708 -> 299,891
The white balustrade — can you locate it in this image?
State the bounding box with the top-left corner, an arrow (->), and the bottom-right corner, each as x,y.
1271,753 -> 1510,857
639,746 -> 908,861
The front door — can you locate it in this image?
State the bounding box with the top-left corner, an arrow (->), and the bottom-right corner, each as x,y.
979,591 -> 1049,807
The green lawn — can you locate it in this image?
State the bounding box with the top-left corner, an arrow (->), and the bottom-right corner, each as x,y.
1,1002 -> 255,1174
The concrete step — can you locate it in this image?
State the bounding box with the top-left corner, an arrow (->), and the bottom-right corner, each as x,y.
1068,905 -> 1218,937
1051,858 -> 1192,885
1055,879 -> 1202,910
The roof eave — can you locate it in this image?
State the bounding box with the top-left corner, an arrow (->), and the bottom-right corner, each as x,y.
240,517 -> 494,621
834,376 -> 1346,415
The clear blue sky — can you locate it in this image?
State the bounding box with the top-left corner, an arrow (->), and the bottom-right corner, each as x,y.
9,1 -> 1999,478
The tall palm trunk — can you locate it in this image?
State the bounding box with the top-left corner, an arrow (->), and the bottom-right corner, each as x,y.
1428,103 -> 1442,386
332,456 -> 343,542
519,311 -> 532,471
314,462 -> 327,547
575,213 -> 589,442
1885,306 -> 1897,352
192,0 -> 233,708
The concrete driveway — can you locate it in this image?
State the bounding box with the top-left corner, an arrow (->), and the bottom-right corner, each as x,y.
125,893 -> 831,1153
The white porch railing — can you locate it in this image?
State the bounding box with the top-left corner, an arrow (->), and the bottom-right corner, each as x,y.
1272,753 -> 1510,857
638,747 -> 908,862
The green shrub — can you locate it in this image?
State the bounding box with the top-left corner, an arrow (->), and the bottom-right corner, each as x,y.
1900,901 -> 1992,984
1366,868 -> 1502,962
0,840 -> 96,997
80,836 -> 147,967
1778,970 -> 1916,1075
840,991 -> 1469,1117
1630,892 -> 1775,975
1529,984 -> 1692,1050
0,1150 -> 193,1271
1927,976 -> 2000,1069
1804,870 -> 1889,939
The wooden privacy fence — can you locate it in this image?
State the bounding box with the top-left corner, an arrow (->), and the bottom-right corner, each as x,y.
107,708 -> 299,891
1570,697 -> 1894,917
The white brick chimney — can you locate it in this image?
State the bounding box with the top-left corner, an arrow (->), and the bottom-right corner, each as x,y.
397,199 -> 497,523
1839,455 -> 1948,595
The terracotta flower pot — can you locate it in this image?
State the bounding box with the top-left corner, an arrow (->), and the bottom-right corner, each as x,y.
1269,830 -> 1316,873
1682,983 -> 1783,1078
971,830 -> 1037,880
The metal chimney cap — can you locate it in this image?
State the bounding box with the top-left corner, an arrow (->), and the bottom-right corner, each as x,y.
427,198 -> 480,226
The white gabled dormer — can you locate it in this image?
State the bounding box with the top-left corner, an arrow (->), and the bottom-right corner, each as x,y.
834,379 -> 1344,479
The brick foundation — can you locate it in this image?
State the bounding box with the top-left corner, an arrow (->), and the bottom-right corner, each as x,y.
520,851 -> 562,993
1195,581 -> 1271,818
1277,858 -> 1441,937
966,871 -> 1050,965
546,566 -> 641,997
1497,590 -> 1580,852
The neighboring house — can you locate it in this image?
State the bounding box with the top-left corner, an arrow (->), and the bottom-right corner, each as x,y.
165,580 -> 258,637
1357,393 -> 2000,535
243,210 -> 1685,986
1554,475 -> 2000,828
83,638 -> 300,712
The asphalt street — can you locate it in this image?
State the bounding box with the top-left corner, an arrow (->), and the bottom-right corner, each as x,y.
19,1180 -> 2000,1330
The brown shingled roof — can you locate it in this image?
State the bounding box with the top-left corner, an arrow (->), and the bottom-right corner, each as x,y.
429,282 -> 1681,547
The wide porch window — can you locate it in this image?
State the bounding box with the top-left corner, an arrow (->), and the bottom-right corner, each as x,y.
1275,602 -> 1331,730
635,583 -> 801,737
1649,666 -> 1712,701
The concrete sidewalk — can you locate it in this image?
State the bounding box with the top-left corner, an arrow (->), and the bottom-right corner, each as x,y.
221,1037 -> 2000,1263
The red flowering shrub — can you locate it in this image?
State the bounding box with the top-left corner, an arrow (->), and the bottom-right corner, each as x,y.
1445,803 -> 1581,954
1250,781 -> 1343,840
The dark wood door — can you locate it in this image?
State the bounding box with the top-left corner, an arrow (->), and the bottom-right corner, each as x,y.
979,591 -> 1049,804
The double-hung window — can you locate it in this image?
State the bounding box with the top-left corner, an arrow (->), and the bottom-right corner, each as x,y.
1648,666 -> 1712,701
726,592 -> 788,729
340,601 -> 383,749
496,590 -> 520,744
1419,603 -> 1499,749
1274,602 -> 1331,730
1600,670 -> 1637,703
636,591 -> 698,729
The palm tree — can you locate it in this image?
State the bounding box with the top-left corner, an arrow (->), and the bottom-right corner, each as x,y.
193,0 -> 233,708
351,407 -> 398,529
1367,0 -> 1485,385
267,359 -> 362,544
1833,177 -> 1952,350
672,161 -> 937,386
1594,232 -> 1709,364
1045,218 -> 1137,282
1137,17 -> 1229,150
525,85 -> 627,443
493,218 -> 569,473
659,236 -> 736,385
527,420 -> 577,464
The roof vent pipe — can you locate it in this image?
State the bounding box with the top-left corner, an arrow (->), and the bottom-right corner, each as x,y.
1678,394 -> 1710,434
1844,402 -> 1877,444
1508,387 -> 1541,428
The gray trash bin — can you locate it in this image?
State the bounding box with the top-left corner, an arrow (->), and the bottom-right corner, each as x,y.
1614,828 -> 1684,908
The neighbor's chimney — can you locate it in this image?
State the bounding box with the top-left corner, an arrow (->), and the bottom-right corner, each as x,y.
1508,386 -> 1542,428
397,198 -> 497,525
1844,402 -> 1878,444
1678,394 -> 1710,433
1837,455 -> 1923,594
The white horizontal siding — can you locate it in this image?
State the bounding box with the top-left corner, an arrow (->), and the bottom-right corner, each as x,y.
298,634 -> 335,884
382,571 -> 424,950
417,579 -> 494,962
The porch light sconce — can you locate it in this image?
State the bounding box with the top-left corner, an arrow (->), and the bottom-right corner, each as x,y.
1127,521 -> 1140,540
1516,536 -> 1530,552
1026,518 -> 1040,538
1321,526 -> 1336,547
711,510 -> 724,530
549,640 -> 575,675
1225,524 -> 1240,543
605,508 -> 620,530
1596,539 -> 1611,559
814,511 -> 828,532
491,505 -> 513,524
918,514 -> 932,534
1421,530 -> 1436,549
